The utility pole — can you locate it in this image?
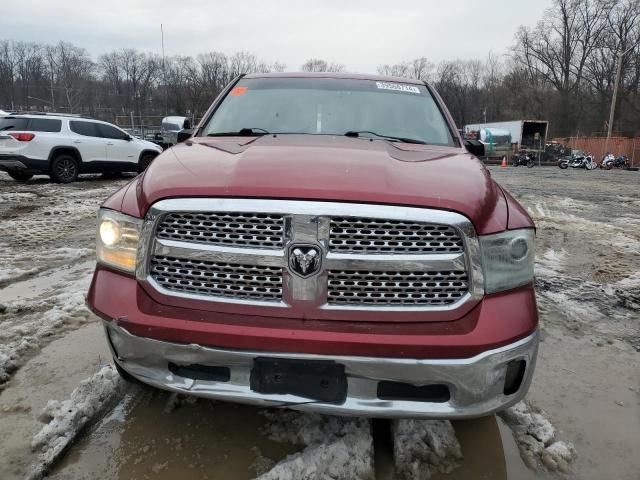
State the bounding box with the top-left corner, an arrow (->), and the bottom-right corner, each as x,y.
49,74 -> 55,111
161,24 -> 168,116
605,38 -> 640,155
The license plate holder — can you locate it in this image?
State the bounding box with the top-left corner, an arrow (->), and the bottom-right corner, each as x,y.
250,358 -> 347,404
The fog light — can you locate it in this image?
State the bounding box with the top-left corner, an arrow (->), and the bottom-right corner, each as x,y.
504,359 -> 526,395
510,237 -> 529,261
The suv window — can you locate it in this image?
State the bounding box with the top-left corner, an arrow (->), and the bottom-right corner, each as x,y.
0,118 -> 30,131
28,118 -> 62,132
97,123 -> 128,140
202,77 -> 455,146
70,120 -> 99,137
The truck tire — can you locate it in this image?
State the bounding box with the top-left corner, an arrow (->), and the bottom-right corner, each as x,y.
8,171 -> 33,182
50,154 -> 79,183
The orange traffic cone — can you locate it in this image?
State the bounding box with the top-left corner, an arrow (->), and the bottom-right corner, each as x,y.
501,156 -> 507,168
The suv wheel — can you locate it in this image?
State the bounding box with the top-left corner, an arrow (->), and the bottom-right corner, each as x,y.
138,153 -> 156,173
50,155 -> 79,183
8,171 -> 34,182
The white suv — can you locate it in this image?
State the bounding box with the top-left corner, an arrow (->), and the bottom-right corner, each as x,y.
0,113 -> 163,183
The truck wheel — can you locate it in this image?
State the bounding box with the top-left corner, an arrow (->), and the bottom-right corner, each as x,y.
138,153 -> 156,173
8,171 -> 33,182
50,155 -> 79,183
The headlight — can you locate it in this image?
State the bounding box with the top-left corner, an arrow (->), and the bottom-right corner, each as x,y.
480,229 -> 535,294
96,209 -> 142,274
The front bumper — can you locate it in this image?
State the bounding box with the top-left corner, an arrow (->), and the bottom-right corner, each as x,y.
105,321 -> 538,418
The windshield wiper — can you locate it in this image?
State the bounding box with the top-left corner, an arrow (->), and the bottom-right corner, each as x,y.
207,127 -> 270,137
0,126 -> 15,131
344,130 -> 427,145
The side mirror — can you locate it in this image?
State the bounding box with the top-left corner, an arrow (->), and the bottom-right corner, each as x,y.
177,129 -> 194,143
123,134 -> 133,141
183,119 -> 192,129
464,140 -> 484,157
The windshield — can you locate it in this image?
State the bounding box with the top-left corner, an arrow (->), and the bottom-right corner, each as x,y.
202,77 -> 455,146
161,122 -> 182,132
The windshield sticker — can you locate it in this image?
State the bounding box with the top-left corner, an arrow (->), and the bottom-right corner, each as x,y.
375,82 -> 420,94
230,86 -> 248,96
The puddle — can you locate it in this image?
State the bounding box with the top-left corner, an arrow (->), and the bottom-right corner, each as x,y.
49,394 -> 301,480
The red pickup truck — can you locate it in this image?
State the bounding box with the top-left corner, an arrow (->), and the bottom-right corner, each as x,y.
88,73 -> 538,418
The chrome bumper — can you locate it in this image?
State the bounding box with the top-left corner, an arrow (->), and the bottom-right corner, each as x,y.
105,321 -> 538,419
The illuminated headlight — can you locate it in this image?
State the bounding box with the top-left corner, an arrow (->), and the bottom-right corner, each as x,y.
480,229 -> 535,294
96,209 -> 142,274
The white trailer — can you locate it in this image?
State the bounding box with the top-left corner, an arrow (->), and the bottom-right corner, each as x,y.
464,120 -> 548,152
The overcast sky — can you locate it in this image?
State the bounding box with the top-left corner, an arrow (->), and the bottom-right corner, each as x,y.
1,0 -> 551,73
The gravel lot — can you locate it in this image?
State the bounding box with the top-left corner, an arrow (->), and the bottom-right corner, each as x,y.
0,166 -> 638,480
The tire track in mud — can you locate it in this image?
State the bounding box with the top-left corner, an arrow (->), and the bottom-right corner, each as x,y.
531,202 -> 640,350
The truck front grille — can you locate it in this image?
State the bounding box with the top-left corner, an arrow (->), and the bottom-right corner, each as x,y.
142,199 -> 480,312
150,255 -> 283,302
327,270 -> 468,306
156,212 -> 285,249
329,217 -> 463,254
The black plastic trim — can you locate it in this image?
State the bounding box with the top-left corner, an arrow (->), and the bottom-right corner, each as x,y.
0,154 -> 48,173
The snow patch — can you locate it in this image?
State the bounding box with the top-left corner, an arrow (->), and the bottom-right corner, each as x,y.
0,247 -> 93,287
0,270 -> 94,387
500,400 -> 576,473
257,436 -> 373,480
259,410 -> 374,480
392,419 -> 462,480
535,248 -> 567,277
28,365 -> 124,479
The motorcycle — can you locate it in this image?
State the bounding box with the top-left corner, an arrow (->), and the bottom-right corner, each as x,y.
511,152 -> 535,168
600,153 -> 629,170
558,151 -> 597,170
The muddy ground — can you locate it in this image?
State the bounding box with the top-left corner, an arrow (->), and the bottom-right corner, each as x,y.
0,167 -> 638,480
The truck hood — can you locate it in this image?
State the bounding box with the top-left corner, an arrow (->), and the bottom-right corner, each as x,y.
135,135 -> 509,234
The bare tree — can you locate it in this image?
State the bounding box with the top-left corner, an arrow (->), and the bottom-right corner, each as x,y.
0,40 -> 18,109
584,0 -> 640,131
119,49 -> 161,118
514,0 -> 609,134
301,58 -> 345,72
50,42 -> 94,113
